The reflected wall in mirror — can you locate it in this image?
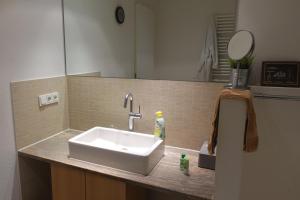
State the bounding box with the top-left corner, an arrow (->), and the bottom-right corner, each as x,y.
64,0 -> 238,82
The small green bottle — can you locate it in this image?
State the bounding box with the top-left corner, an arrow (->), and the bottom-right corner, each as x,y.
180,153 -> 189,175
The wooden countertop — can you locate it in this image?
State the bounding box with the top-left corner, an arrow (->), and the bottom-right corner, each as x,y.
18,129 -> 215,200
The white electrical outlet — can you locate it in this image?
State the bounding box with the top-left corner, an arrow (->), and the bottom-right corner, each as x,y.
38,92 -> 59,107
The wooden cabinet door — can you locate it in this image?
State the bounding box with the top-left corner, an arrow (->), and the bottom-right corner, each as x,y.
126,184 -> 148,200
86,172 -> 126,200
51,164 -> 85,200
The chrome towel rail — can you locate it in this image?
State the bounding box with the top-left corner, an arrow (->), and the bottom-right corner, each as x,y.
253,93 -> 300,101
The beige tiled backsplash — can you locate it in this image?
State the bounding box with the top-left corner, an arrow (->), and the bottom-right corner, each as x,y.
11,77 -> 69,149
11,76 -> 223,150
68,76 -> 223,150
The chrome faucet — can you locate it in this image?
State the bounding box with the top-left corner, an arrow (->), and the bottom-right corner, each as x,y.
123,93 -> 142,131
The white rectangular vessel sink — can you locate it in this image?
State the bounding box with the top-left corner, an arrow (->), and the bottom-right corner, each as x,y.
68,127 -> 165,175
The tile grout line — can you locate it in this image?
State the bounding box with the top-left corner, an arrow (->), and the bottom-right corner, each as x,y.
18,128 -> 71,151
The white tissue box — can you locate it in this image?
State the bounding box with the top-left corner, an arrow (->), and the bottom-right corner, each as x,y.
198,141 -> 216,170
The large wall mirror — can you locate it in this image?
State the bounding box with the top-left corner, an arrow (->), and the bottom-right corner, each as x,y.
64,0 -> 238,82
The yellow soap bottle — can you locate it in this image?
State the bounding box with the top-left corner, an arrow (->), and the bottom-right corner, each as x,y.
154,111 -> 165,140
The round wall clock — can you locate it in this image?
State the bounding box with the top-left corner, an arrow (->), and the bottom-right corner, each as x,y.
115,6 -> 125,24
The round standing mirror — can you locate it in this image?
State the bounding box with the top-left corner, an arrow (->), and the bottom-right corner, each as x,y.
227,30 -> 255,88
228,30 -> 254,60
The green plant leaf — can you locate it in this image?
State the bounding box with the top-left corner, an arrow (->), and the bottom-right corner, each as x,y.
228,55 -> 254,69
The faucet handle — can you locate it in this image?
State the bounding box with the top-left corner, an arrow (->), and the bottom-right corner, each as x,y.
137,105 -> 142,119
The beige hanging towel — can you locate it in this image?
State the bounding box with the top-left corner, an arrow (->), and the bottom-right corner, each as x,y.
208,89 -> 259,154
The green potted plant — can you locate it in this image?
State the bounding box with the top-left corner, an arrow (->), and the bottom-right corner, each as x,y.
228,55 -> 254,88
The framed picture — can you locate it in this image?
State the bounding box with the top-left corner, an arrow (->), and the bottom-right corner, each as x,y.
261,61 -> 300,87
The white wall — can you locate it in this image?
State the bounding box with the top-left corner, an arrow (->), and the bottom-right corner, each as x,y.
242,87 -> 300,200
216,88 -> 300,200
135,3 -> 155,79
218,7 -> 300,198
0,0 -> 65,199
154,0 -> 237,81
215,99 -> 247,200
236,2 -> 300,197
237,0 -> 300,85
64,0 -> 135,78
